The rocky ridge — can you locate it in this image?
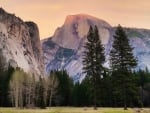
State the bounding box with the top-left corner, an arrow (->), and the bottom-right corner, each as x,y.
0,8 -> 44,76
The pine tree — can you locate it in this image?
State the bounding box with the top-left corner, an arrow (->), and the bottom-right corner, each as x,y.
83,25 -> 105,109
72,81 -> 91,106
55,70 -> 73,106
35,77 -> 46,108
110,25 -> 138,109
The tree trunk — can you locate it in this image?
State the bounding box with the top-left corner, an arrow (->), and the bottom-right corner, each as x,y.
49,88 -> 53,107
123,82 -> 127,110
93,77 -> 97,110
15,88 -> 19,108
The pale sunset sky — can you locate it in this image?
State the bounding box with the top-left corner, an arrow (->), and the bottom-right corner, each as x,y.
0,0 -> 150,39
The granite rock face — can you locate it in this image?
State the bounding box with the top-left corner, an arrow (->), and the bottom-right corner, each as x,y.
0,8 -> 44,76
42,14 -> 113,81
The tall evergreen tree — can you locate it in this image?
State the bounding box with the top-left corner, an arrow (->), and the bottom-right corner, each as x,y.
72,81 -> 91,106
83,25 -> 105,109
35,77 -> 46,108
135,68 -> 150,106
55,70 -> 73,106
110,25 -> 138,109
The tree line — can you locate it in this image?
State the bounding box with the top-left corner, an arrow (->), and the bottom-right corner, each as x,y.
0,25 -> 149,109
0,66 -> 149,108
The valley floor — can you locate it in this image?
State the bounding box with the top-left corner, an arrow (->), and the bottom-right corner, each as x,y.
0,107 -> 149,113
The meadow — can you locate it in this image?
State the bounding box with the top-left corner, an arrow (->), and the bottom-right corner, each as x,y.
0,107 -> 150,113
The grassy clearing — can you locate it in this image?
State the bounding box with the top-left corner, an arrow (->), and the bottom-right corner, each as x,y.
0,107 -> 149,113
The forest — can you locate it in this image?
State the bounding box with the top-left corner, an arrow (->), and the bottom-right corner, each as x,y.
0,25 -> 150,109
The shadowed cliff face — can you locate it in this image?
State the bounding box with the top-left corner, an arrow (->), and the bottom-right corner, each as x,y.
42,14 -> 150,81
26,22 -> 45,75
0,8 -> 44,76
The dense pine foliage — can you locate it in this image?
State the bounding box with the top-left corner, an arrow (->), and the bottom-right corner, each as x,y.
82,25 -> 105,109
1,68 -> 150,108
110,25 -> 139,109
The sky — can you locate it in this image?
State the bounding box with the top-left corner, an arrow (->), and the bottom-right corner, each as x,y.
0,0 -> 150,39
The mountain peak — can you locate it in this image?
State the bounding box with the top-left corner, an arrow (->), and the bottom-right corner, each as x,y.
64,14 -> 111,27
51,14 -> 112,49
65,14 -> 95,21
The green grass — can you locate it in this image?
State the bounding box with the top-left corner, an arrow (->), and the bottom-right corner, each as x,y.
0,107 -> 149,113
